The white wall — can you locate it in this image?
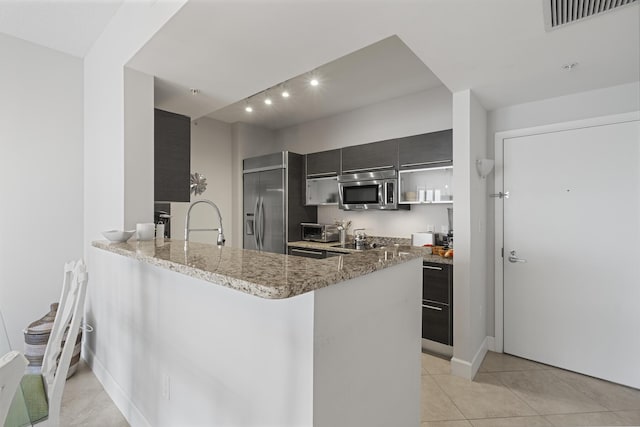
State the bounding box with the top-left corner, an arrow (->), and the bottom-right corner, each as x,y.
84,0 -> 186,249
485,82 -> 640,337
451,89 -> 488,380
87,246 -> 420,426
82,2 -> 187,424
170,117 -> 233,246
273,86 -> 453,238
124,67 -> 154,231
0,34 -> 83,349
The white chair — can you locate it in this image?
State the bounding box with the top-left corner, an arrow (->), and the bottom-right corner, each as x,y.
0,351 -> 28,425
6,259 -> 88,427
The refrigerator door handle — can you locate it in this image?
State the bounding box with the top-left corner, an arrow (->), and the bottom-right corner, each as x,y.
259,197 -> 266,249
254,197 -> 261,249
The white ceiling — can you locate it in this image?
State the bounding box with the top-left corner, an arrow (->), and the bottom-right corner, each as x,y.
0,0 -> 123,58
201,36 -> 444,130
126,0 -> 639,125
1,0 -> 638,128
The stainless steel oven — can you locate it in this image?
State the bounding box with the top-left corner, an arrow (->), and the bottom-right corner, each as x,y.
338,170 -> 405,210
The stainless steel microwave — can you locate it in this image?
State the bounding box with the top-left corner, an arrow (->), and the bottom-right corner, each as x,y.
338,169 -> 406,210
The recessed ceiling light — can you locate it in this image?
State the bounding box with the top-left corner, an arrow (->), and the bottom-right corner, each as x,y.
190,88 -> 200,95
245,105 -> 253,112
310,78 -> 319,87
282,90 -> 290,98
264,97 -> 272,105
561,62 -> 578,71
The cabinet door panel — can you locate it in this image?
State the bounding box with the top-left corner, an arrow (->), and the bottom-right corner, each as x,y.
155,109 -> 191,202
422,301 -> 450,345
422,263 -> 450,304
341,140 -> 398,173
306,149 -> 341,177
399,130 -> 452,169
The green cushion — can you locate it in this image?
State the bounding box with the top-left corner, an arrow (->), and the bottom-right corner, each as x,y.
20,374 -> 49,423
5,374 -> 49,426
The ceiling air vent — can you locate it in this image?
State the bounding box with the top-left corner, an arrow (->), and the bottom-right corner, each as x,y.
543,0 -> 638,30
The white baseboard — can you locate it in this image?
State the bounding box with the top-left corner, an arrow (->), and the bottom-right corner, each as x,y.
450,336 -> 490,380
487,336 -> 497,352
83,345 -> 151,427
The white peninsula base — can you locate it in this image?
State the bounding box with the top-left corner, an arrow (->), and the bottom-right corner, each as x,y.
86,247 -> 422,426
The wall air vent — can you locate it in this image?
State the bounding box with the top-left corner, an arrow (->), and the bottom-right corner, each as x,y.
543,0 -> 638,30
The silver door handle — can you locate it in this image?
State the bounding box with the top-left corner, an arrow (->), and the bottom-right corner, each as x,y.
422,304 -> 443,311
254,197 -> 260,248
291,248 -> 324,256
401,159 -> 451,168
259,197 -> 265,249
508,250 -> 527,263
342,165 -> 394,174
423,265 -> 443,271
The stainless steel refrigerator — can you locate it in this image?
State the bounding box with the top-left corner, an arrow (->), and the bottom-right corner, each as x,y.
243,151 -> 317,253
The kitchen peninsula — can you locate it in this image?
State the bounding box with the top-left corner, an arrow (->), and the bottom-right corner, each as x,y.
88,239 -> 422,427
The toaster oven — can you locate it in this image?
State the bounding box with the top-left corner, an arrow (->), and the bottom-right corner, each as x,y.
300,223 -> 339,243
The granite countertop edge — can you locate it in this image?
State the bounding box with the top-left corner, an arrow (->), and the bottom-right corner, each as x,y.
91,240 -> 425,300
287,241 -> 454,265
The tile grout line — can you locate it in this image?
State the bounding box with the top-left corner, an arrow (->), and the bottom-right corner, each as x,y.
427,373 -> 470,422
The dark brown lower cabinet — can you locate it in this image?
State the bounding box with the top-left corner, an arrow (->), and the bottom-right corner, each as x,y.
422,262 -> 453,346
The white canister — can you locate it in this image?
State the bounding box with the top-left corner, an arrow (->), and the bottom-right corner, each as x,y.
136,223 -> 155,241
426,189 -> 434,202
434,189 -> 442,202
156,223 -> 165,239
418,189 -> 426,202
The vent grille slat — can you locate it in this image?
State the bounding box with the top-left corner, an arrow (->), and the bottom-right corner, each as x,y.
546,0 -> 637,30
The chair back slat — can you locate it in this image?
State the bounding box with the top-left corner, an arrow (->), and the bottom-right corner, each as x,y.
40,260 -> 88,426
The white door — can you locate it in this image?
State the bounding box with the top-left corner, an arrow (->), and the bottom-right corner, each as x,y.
503,118 -> 640,389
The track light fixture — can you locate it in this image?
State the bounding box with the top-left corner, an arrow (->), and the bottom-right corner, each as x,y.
240,67 -> 323,114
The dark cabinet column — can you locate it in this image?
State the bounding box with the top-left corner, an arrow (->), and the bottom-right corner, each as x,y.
422,262 -> 453,346
154,109 -> 190,202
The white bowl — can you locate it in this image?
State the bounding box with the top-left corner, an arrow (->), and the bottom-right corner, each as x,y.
102,230 -> 135,243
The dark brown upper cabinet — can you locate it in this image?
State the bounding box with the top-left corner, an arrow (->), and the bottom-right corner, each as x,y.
340,139 -> 398,174
398,129 -> 452,170
154,109 -> 190,202
305,149 -> 341,177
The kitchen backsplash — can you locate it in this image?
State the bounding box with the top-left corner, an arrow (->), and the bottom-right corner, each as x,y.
318,204 -> 451,239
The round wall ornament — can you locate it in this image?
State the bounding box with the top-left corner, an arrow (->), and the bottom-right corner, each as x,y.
190,172 -> 207,196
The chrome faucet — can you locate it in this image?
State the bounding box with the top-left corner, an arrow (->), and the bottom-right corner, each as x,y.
184,200 -> 226,246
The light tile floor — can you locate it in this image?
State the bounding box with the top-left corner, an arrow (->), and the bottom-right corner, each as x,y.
422,351 -> 640,427
60,362 -> 129,427
61,353 -> 640,426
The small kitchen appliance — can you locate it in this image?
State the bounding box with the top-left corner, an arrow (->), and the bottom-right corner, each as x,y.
411,232 -> 435,247
301,223 -> 339,243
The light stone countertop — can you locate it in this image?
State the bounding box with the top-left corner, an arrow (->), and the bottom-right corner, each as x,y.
287,241 -> 454,265
92,239 -> 423,300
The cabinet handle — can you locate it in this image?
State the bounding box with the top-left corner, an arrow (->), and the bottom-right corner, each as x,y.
290,248 -> 323,255
422,304 -> 443,311
423,265 -> 443,271
400,160 -> 451,168
342,165 -> 394,174
307,172 -> 338,178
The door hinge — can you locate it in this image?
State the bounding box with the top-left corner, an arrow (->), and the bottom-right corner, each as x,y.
501,247 -> 504,258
